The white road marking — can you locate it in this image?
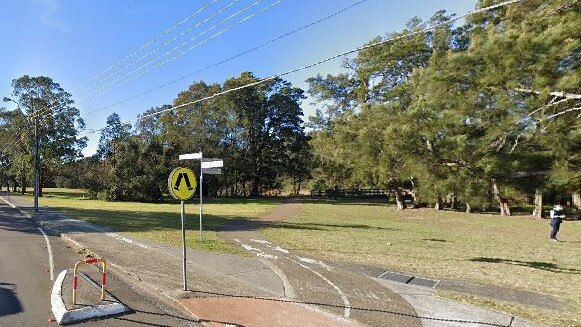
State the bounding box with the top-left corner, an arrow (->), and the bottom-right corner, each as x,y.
259,258 -> 296,299
235,237 -> 348,316
273,246 -> 289,253
240,243 -> 279,260
105,232 -> 149,249
241,244 -> 260,252
298,303 -> 353,324
256,252 -> 278,260
298,257 -> 332,271
250,239 -> 270,244
37,227 -> 55,281
289,258 -> 351,318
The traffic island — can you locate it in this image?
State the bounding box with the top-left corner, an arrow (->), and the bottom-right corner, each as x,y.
51,269 -> 130,325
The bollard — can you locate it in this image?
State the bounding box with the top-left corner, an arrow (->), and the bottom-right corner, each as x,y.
72,257 -> 108,305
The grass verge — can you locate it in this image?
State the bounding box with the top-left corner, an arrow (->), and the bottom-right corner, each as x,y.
11,188 -> 279,255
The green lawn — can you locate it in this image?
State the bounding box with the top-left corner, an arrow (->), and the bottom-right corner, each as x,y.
13,188 -> 279,254
261,201 -> 581,327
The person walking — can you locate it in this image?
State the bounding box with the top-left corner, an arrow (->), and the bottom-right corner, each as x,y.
549,204 -> 565,242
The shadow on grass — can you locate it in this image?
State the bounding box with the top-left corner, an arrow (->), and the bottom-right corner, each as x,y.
269,221 -> 398,231
37,205 -> 376,235
469,257 -> 581,274
297,197 -> 390,207
48,206 -> 240,233
3,192 -> 383,236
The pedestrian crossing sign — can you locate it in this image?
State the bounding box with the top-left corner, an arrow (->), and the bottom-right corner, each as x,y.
168,167 -> 197,200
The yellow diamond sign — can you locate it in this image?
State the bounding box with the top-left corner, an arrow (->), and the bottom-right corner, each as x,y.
168,167 -> 197,200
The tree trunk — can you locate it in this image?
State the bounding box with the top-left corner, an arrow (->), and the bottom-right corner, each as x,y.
409,178 -> 419,208
532,188 -> 543,218
298,177 -> 302,195
449,194 -> 457,209
394,190 -> 406,210
20,172 -> 26,195
573,192 -> 581,210
502,202 -> 511,216
251,177 -> 260,197
434,196 -> 443,211
465,203 -> 472,213
492,180 -> 511,216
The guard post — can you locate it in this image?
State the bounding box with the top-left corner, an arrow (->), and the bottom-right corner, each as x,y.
72,257 -> 108,305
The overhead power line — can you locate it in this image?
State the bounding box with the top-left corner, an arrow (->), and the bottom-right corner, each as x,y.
82,0 -> 372,117
79,0 -> 285,102
73,0 -> 221,96
138,0 -> 529,120
76,0 -> 246,99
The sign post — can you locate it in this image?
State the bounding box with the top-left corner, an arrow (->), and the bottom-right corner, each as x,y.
168,167 -> 197,291
179,153 -> 224,242
199,153 -> 203,242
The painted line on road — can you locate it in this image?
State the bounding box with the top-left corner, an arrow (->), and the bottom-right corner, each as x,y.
298,256 -> 333,271
289,257 -> 351,318
0,196 -> 32,218
37,227 -> 55,281
0,196 -> 55,281
259,258 -> 296,299
235,237 -> 349,316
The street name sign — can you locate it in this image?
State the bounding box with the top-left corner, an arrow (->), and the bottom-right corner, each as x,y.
203,168 -> 222,175
201,160 -> 224,169
179,152 -> 202,160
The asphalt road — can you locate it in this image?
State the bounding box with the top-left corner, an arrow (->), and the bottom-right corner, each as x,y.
0,200 -> 200,327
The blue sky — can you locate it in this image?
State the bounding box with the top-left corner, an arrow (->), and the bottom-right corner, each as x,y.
0,0 -> 475,156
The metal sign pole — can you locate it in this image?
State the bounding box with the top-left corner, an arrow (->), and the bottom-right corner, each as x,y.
199,153 -> 203,242
180,200 -> 187,291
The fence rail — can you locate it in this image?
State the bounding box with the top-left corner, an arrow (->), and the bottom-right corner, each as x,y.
311,188 -> 388,197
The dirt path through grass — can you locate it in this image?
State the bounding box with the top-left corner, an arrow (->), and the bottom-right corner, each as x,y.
258,200 -> 304,222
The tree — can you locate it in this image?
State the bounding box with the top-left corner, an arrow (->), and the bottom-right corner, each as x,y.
96,113 -> 131,161
223,72 -> 307,196
8,75 -> 87,195
307,12 -> 459,208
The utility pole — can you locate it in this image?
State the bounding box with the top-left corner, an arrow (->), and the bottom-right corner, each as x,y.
3,96 -> 40,212
33,102 -> 39,212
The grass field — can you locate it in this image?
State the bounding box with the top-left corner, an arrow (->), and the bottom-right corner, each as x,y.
10,188 -> 279,254
261,201 -> 581,327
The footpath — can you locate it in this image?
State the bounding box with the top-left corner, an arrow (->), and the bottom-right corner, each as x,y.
0,193 -> 547,327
